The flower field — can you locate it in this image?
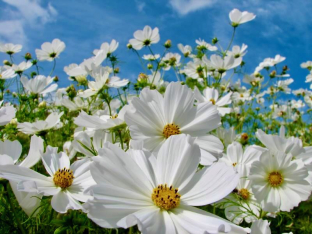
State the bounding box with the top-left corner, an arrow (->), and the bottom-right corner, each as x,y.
0,8 -> 312,234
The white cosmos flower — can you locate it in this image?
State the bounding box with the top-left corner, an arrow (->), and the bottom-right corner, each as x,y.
124,82 -> 223,165
177,43 -> 192,57
229,9 -> 256,27
63,141 -> 77,160
83,135 -> 249,234
35,39 -> 66,61
21,75 -> 58,96
228,44 -> 248,58
0,66 -> 16,79
0,43 -> 22,54
243,74 -> 264,86
216,127 -> 237,147
194,87 -> 232,116
147,71 -> 165,88
74,106 -> 128,130
0,101 -> 16,126
93,39 -> 119,56
276,78 -> 293,93
79,68 -> 128,98
301,61 -> 312,69
18,112 -> 64,135
142,54 -> 160,61
11,61 -> 32,74
161,53 -> 181,70
219,141 -> 267,174
195,39 -> 217,51
208,54 -> 242,74
0,136 -> 43,216
250,220 -> 271,234
61,96 -> 88,111
249,151 -> 311,212
270,104 -> 290,119
129,26 -> 160,50
66,51 -> 107,77
258,55 -> 286,69
232,91 -> 251,103
181,58 -> 207,79
217,167 -> 261,225
72,130 -> 112,157
0,146 -> 95,213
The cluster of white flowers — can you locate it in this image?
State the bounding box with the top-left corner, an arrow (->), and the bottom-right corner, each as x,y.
0,8 -> 311,234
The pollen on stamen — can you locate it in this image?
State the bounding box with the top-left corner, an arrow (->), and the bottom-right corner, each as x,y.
152,184 -> 181,210
268,171 -> 283,187
53,167 -> 74,189
163,123 -> 181,139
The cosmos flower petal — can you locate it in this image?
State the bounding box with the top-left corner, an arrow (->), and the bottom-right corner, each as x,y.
180,162 -> 238,206
51,190 -> 82,213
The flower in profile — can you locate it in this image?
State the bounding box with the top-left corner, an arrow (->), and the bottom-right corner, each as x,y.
0,43 -> 22,54
21,75 -> 58,96
35,39 -> 66,61
161,52 -> 181,70
83,135 -> 249,233
11,61 -> 32,75
195,39 -> 217,51
129,26 -> 160,50
277,78 -> 294,93
194,87 -> 232,116
249,151 -> 311,212
177,43 -> 192,57
229,9 -> 256,27
207,54 -> 242,74
142,54 -> 160,61
301,61 -> 312,70
93,39 -> 119,57
0,136 -> 43,216
250,220 -> 271,234
0,66 -> 16,79
0,146 -> 95,213
124,82 -> 223,165
228,44 -> 248,58
18,112 -> 64,135
0,101 -> 16,126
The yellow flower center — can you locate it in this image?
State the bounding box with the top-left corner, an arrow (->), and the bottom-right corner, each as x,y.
232,162 -> 237,167
240,93 -> 244,98
210,98 -> 216,105
163,123 -> 181,139
53,167 -> 74,189
110,114 -> 118,119
268,171 -> 283,187
238,188 -> 250,200
152,184 -> 181,210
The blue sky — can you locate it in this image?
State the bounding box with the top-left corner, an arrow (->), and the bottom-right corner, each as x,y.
1,0 -> 312,91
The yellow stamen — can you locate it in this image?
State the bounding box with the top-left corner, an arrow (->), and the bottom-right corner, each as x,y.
210,99 -> 216,105
53,167 -> 74,189
163,123 -> 181,139
152,184 -> 181,210
268,171 -> 283,187
238,188 -> 250,200
110,114 -> 118,119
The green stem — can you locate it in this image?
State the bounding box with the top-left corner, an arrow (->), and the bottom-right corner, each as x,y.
49,59 -> 56,77
225,27 -> 236,54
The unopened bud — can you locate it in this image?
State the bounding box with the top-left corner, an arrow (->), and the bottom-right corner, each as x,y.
24,53 -> 32,60
3,60 -> 11,66
39,101 -> 46,108
127,43 -> 133,49
10,118 -> 17,125
138,73 -> 148,82
76,76 -> 88,86
114,67 -> 119,74
269,70 -> 276,78
240,133 -> 248,144
164,40 -> 172,48
53,76 -> 59,82
282,65 -> 288,71
212,37 -> 219,45
32,59 -> 38,65
147,63 -> 153,69
30,72 -> 37,78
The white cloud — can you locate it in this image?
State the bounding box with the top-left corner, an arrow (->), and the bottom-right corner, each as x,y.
169,0 -> 216,15
0,20 -> 25,44
0,0 -> 58,44
135,0 -> 146,12
2,0 -> 57,24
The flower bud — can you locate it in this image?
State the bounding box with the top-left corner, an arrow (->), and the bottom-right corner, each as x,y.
212,37 -> 219,45
269,70 -> 276,78
10,118 -> 17,125
24,53 -> 32,60
3,60 -> 11,66
53,76 -> 59,82
114,67 -> 120,74
76,76 -> 88,86
39,101 -> 46,108
137,73 -> 148,82
147,63 -> 153,69
30,72 -> 37,78
164,40 -> 172,48
127,43 -> 133,49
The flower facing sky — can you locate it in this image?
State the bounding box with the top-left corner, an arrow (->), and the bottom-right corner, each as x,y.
124,82 -> 223,165
35,39 -> 66,61
129,25 -> 160,50
83,134 -> 249,233
229,9 -> 256,27
21,75 -> 58,96
0,43 -> 22,55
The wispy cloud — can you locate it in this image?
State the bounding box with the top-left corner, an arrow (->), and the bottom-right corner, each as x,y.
169,0 -> 216,15
0,0 -> 57,44
135,0 -> 146,12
